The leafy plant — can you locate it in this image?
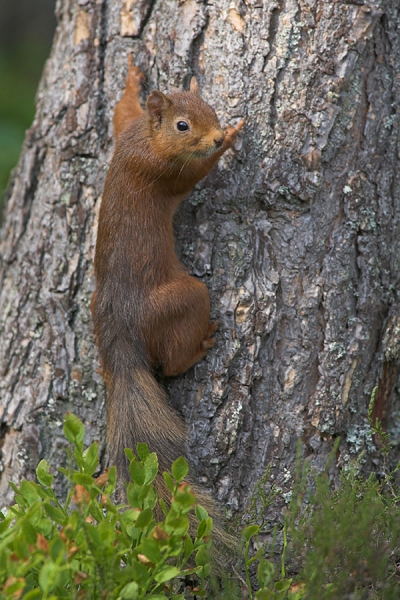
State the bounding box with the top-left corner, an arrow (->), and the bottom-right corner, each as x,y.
289,465 -> 400,599
3,402 -> 400,600
0,413 -> 213,599
283,391 -> 400,599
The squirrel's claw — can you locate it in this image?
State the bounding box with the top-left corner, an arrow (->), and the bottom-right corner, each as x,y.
126,58 -> 145,89
235,118 -> 246,132
224,119 -> 245,149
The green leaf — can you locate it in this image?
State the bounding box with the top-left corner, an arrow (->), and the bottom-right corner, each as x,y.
50,536 -> 65,562
83,441 -> 99,475
72,472 -> 94,486
171,457 -> 189,482
257,558 -> 275,588
135,508 -> 153,529
36,460 -> 54,487
203,564 -> 212,578
97,520 -> 115,546
14,533 -> 29,559
23,591 -> 42,600
120,508 -> 142,527
154,565 -> 180,583
165,515 -> 189,536
120,581 -> 139,599
34,485 -> 57,502
196,519 -> 207,540
89,502 -> 104,522
138,484 -> 153,501
163,472 -> 175,493
242,524 -> 259,542
196,517 -> 212,540
138,538 -> 162,564
108,465 -> 117,486
36,517 -> 53,537
158,498 -> 168,516
184,534 -> 194,561
64,413 -> 85,446
127,482 -> 141,508
144,453 -> 158,485
9,482 -> 20,495
255,591 -> 275,600
195,505 -> 208,522
126,525 -> 140,541
275,578 -> 292,592
85,523 -> 101,546
195,544 -> 210,567
130,460 -> 145,486
144,486 -> 157,510
38,561 -> 61,593
248,546 -> 266,566
125,448 -> 135,461
0,514 -> 13,535
43,503 -> 67,525
136,443 -> 150,461
173,488 -> 196,512
21,520 -> 38,545
73,447 -> 86,472
180,567 -> 204,577
19,480 -> 40,505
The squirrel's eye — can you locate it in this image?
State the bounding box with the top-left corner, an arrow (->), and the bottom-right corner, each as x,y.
176,121 -> 189,132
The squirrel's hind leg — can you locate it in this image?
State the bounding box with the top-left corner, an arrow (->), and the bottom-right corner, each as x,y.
161,320 -> 217,377
146,280 -> 216,377
113,58 -> 145,139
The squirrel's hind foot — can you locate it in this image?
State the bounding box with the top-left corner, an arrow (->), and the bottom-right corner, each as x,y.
201,321 -> 218,350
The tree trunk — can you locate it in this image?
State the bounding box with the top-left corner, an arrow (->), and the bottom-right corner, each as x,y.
1,0 -> 399,531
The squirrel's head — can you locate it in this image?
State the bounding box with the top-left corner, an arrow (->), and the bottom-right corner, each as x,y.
146,77 -> 225,161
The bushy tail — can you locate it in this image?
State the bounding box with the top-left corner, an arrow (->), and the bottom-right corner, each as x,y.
107,363 -> 187,501
106,347 -> 234,554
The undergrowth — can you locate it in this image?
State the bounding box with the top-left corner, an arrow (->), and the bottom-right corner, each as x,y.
1,390 -> 400,599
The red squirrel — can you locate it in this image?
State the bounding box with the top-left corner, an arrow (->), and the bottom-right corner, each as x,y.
91,58 -> 244,513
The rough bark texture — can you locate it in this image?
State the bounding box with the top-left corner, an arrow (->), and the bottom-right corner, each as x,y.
1,0 -> 400,534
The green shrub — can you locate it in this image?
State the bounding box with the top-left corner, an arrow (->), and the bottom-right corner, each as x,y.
2,403 -> 400,600
0,413 -> 213,599
287,461 -> 400,599
283,394 -> 400,600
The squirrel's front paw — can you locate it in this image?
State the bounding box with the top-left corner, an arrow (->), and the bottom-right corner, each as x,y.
126,56 -> 145,90
224,119 -> 245,149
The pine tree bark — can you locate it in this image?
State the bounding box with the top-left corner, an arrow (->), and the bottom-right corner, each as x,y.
1,0 -> 399,532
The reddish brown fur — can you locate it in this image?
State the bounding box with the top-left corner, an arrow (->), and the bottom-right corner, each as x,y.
91,60 -> 243,528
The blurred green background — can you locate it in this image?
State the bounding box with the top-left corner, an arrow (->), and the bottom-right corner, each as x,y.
0,0 -> 56,216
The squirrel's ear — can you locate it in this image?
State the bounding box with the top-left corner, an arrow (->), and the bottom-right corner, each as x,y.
147,91 -> 171,118
189,77 -> 200,96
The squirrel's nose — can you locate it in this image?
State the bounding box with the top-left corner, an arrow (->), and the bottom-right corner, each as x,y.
214,136 -> 224,148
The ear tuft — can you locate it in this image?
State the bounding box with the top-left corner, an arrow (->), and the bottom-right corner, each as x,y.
146,91 -> 171,118
189,77 -> 200,96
